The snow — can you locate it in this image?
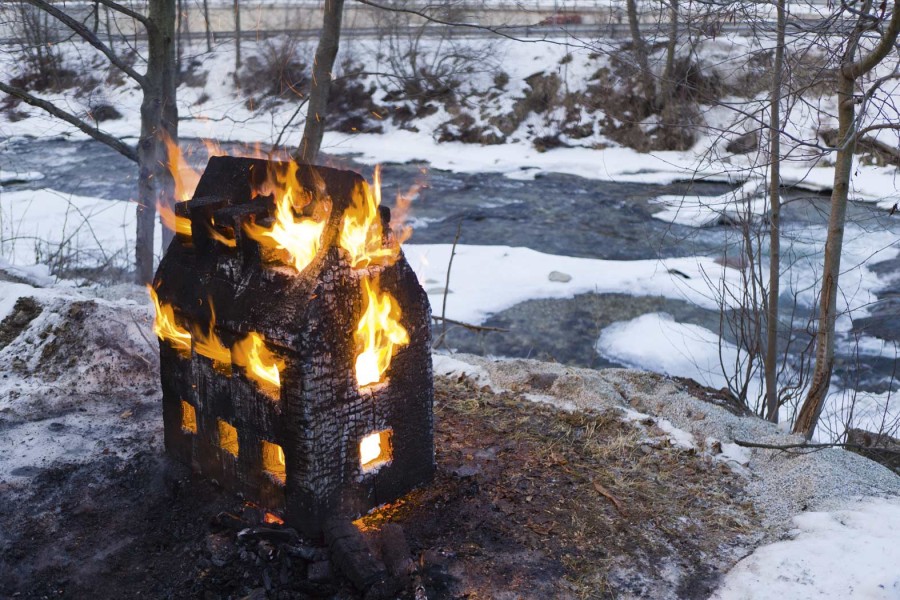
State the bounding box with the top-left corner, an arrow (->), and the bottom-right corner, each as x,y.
712,497 -> 900,600
0,169 -> 44,185
595,312 -> 739,391
405,244 -> 737,325
431,352 -> 495,389
651,179 -> 767,227
621,406 -> 698,450
0,188 -> 163,272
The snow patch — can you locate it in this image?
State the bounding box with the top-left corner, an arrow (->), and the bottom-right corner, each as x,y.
596,312 -> 740,393
713,497 -> 900,600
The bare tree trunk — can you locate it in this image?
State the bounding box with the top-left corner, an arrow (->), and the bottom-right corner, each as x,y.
298,0 -> 345,164
793,74 -> 855,437
136,0 -> 178,284
176,0 -> 183,74
203,0 -> 212,52
661,0 -> 678,103
764,0 -> 786,423
105,4 -> 114,53
233,0 -> 241,71
794,0 -> 900,438
625,0 -> 655,111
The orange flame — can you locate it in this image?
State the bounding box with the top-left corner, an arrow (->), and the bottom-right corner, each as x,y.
158,202 -> 193,238
190,300 -> 231,368
339,166 -> 400,268
148,286 -> 191,356
339,166 -> 419,266
162,132 -> 202,202
354,275 -> 409,387
149,288 -> 283,389
232,331 -> 285,390
244,160 -> 329,273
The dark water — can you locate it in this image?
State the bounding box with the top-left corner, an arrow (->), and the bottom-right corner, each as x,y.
2,135 -> 898,395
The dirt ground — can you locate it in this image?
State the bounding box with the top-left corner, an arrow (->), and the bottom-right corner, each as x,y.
0,373 -> 757,600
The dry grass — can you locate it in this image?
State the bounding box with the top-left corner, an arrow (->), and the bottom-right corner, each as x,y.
358,376 -> 759,599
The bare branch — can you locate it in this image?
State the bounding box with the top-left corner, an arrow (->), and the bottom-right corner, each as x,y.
20,0 -> 148,89
0,80 -> 138,162
93,0 -> 152,29
431,316 -> 508,333
847,0 -> 900,78
352,0 -> 574,47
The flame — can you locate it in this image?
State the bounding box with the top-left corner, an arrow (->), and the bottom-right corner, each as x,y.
354,275 -> 409,387
244,160 -> 329,273
232,331 -> 285,390
149,289 -> 284,388
190,300 -> 231,368
264,512 -> 285,525
149,286 -> 192,356
339,166 -> 400,268
162,131 -> 202,202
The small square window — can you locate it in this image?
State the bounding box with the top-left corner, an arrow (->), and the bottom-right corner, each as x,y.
261,440 -> 286,485
181,401 -> 197,434
359,429 -> 393,473
218,419 -> 239,457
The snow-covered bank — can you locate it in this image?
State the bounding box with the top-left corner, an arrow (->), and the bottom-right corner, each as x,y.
1,185 -> 896,440
433,352 -> 900,599
3,35 -> 900,211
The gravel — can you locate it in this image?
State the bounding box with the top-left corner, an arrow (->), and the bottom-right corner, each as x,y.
439,353 -> 900,534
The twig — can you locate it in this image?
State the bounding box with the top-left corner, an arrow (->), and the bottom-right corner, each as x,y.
733,439 -> 900,455
592,481 -> 627,517
431,316 -> 507,333
435,220 -> 462,348
272,97 -> 310,151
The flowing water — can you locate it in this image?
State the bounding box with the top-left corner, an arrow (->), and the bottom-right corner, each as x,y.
2,136 -> 898,398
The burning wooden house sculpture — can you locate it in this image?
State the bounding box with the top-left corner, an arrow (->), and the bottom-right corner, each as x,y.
150,156 -> 434,536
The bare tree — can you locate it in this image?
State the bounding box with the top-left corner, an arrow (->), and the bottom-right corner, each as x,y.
233,0 -> 242,71
794,0 -> 900,438
764,0 -> 786,423
0,0 -> 178,284
298,0 -> 345,164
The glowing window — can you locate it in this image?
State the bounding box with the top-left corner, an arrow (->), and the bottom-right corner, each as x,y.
359,429 -> 393,472
181,400 -> 197,434
218,419 -> 239,457
261,440 -> 286,485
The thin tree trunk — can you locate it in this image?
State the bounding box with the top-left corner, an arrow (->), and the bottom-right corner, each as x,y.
105,4 -> 114,53
203,0 -> 212,52
176,0 -> 183,74
233,0 -> 241,71
136,0 -> 178,284
794,0 -> 900,438
792,75 -> 855,438
661,0 -> 678,103
298,0 -> 345,164
625,0 -> 655,111
764,0 -> 786,423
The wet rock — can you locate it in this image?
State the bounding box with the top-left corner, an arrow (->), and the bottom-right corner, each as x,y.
548,271 -> 572,283
725,131 -> 759,155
